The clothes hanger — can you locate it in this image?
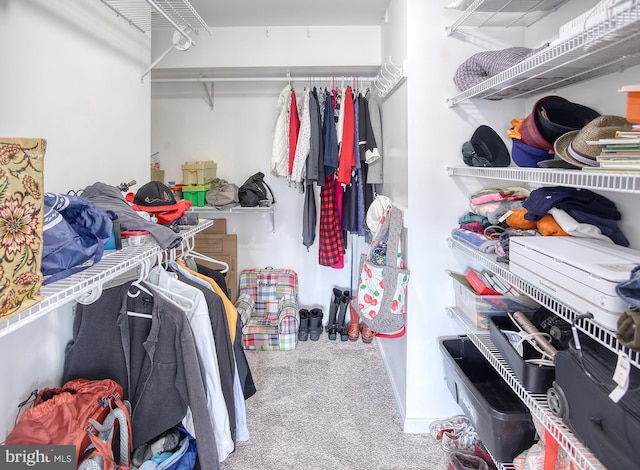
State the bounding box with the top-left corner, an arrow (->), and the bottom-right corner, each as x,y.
182,236 -> 230,273
128,259 -> 153,298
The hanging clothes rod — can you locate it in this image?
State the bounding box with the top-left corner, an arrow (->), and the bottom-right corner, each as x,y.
151,76 -> 378,83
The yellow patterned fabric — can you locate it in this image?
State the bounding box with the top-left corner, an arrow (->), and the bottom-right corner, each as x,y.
0,138 -> 45,320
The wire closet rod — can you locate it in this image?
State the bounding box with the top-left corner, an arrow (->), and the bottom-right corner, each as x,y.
151,75 -> 378,83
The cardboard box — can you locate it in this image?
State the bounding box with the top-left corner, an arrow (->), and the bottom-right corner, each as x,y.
194,227 -> 237,302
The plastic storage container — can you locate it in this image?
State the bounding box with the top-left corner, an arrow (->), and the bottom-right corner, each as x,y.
440,336 -> 536,463
489,315 -> 558,394
182,182 -> 213,207
181,161 -> 217,185
449,272 -> 539,330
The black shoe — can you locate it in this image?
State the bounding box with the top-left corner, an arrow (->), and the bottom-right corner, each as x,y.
337,290 -> 350,341
326,288 -> 342,340
298,309 -> 310,341
309,308 -> 323,341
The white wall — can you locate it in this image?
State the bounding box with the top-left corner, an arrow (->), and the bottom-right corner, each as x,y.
0,0 -> 150,440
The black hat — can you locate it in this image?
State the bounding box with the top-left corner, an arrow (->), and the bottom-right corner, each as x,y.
462,125 -> 510,167
134,181 -> 177,207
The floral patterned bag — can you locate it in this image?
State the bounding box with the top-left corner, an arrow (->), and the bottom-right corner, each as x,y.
0,138 -> 45,321
352,205 -> 410,337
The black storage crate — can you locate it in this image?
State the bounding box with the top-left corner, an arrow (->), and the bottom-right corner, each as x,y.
440,336 -> 536,463
489,315 -> 557,394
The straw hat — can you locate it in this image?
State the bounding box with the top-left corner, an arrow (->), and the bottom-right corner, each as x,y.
554,115 -> 633,168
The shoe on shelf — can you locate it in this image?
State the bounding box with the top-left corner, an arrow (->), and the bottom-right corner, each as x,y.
361,323 -> 374,344
447,451 -> 489,470
298,309 -> 310,341
441,425 -> 480,454
429,415 -> 471,441
308,308 -> 324,341
347,322 -> 360,341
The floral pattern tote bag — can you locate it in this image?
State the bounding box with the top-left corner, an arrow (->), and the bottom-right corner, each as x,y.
0,138 -> 45,320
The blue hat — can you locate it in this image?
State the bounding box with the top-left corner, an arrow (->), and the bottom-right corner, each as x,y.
511,139 -> 551,168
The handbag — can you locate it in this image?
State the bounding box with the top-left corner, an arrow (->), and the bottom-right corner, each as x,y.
238,172 -> 275,207
352,205 -> 410,337
206,178 -> 239,209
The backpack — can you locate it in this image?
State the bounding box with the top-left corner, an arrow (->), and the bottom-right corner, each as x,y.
42,192 -> 113,284
206,178 -> 239,209
238,172 -> 275,207
5,378 -> 131,468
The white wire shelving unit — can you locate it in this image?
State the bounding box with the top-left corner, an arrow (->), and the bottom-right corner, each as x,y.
446,0 -> 571,33
189,205 -> 276,233
0,220 -> 213,339
447,306 -> 605,470
99,0 -> 212,35
447,166 -> 640,194
446,1 -> 640,106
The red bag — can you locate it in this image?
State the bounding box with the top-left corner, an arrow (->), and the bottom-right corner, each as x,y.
5,378 -> 130,467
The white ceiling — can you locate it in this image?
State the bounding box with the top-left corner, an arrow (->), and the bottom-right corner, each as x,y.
188,0 -> 391,27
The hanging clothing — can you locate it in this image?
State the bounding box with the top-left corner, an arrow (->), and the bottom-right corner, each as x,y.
366,90 -> 384,185
271,84 -> 291,177
291,89 -> 310,187
174,260 -> 238,344
319,175 -> 345,266
147,266 -> 233,462
288,89 -> 300,177
302,183 -> 316,249
337,86 -> 355,185
331,180 -> 345,269
359,92 -> 380,164
322,92 -> 339,174
306,89 -> 323,184
62,281 -> 220,469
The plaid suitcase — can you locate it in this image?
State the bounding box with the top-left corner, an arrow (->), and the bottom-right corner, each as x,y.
236,268 -> 299,351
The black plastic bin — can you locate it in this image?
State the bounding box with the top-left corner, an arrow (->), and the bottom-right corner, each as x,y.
440,336 -> 536,463
489,315 -> 557,394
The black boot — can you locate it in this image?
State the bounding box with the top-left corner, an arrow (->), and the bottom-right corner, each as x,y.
326,288 -> 342,340
309,308 -> 323,341
337,290 -> 350,341
298,309 -> 309,341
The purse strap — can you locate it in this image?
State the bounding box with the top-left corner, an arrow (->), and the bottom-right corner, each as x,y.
368,205 -> 403,267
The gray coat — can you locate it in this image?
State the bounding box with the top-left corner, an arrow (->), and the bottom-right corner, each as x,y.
62,281 -> 220,469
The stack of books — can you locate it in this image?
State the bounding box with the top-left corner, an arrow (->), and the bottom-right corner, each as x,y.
584,124 -> 640,173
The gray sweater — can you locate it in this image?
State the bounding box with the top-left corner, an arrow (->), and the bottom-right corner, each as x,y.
62,281 -> 220,469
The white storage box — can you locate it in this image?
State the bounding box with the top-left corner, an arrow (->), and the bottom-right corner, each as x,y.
509,236 -> 640,330
181,160 -> 217,185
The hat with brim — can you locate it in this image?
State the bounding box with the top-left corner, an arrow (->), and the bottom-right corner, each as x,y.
511,138 -> 552,168
536,157 -> 579,169
536,100 -> 600,145
462,125 -> 510,167
521,95 -> 601,152
521,96 -> 567,150
554,115 -> 633,168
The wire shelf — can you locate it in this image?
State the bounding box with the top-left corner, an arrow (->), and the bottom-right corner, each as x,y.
447,306 -> 605,470
447,237 -> 640,370
446,2 -> 640,105
0,221 -> 213,339
100,0 -> 212,34
446,0 -> 571,32
446,166 -> 640,194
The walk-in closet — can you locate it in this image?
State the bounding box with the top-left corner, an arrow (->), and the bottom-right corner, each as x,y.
2,0 -> 640,469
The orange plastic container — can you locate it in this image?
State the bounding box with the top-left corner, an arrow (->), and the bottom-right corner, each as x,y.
620,85 -> 640,123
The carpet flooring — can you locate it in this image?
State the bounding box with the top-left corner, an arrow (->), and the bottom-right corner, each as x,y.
220,335 -> 451,470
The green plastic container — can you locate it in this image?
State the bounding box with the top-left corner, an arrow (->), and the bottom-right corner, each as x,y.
182,182 -> 213,207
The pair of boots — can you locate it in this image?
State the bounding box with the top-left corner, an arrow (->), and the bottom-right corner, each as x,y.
298,308 -> 323,341
326,288 -> 350,341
